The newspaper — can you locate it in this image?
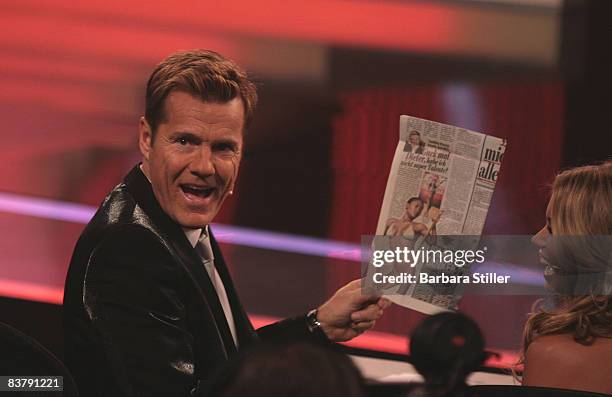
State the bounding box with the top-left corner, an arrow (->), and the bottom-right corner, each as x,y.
368,115 -> 506,314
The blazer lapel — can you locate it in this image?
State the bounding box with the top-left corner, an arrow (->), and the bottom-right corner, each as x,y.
209,229 -> 259,348
166,233 -> 238,356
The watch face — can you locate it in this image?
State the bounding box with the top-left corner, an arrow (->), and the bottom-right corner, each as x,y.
306,310 -> 320,332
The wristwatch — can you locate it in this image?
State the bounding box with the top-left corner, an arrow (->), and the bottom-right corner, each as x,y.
306,309 -> 322,333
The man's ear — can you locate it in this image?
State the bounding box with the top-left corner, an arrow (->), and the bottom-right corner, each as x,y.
139,117 -> 153,160
229,150 -> 243,194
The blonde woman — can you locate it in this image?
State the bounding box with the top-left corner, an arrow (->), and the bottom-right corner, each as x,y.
520,160 -> 612,394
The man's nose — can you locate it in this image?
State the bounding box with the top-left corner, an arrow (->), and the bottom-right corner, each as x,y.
190,145 -> 215,177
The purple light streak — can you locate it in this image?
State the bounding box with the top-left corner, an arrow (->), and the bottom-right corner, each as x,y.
0,192 -> 95,224
0,191 -> 543,285
0,192 -> 361,262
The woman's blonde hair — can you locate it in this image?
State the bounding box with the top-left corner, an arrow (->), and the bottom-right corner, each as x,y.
549,161 -> 612,236
517,160 -> 612,372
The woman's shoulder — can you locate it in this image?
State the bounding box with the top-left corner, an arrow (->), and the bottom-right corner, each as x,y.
524,333 -> 612,394
527,333 -> 612,357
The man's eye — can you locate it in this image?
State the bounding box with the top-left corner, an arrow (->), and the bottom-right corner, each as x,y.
213,143 -> 236,152
175,137 -> 193,146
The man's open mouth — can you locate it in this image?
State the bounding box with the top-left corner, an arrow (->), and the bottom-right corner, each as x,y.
181,184 -> 215,199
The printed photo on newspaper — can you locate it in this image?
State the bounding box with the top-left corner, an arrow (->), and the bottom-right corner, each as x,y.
363,115 -> 507,314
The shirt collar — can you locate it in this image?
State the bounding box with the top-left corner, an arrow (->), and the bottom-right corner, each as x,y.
183,225 -> 210,248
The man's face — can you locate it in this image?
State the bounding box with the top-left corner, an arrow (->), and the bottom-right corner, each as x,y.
139,91 -> 244,228
406,200 -> 423,219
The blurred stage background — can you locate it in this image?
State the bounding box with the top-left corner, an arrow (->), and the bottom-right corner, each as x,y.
0,0 -> 610,367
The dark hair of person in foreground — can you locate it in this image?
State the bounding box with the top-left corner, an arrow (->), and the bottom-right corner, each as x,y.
408,312 -> 488,397
205,342 -> 366,397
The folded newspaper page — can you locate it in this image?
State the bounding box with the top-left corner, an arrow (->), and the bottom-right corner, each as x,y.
364,115 -> 506,314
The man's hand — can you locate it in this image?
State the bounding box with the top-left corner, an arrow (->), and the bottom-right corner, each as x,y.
316,279 -> 392,342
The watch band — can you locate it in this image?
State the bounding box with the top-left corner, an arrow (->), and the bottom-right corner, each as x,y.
306,309 -> 322,333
